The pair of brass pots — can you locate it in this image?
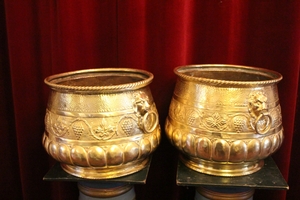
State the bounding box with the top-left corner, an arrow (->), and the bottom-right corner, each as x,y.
43,65 -> 283,179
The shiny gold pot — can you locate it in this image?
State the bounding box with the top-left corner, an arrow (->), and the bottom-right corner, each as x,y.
42,68 -> 160,179
165,64 -> 283,176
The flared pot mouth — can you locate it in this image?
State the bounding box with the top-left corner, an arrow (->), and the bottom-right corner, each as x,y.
174,64 -> 282,86
44,68 -> 153,93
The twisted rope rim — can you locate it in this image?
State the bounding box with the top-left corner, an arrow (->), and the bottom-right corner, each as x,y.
44,68 -> 153,92
174,64 -> 282,86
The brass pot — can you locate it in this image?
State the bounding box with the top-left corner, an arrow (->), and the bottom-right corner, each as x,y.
42,68 -> 160,179
165,64 -> 283,176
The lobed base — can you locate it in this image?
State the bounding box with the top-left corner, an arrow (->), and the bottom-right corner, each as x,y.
61,158 -> 149,179
180,154 -> 264,177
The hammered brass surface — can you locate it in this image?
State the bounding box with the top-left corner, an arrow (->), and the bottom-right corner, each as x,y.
165,64 -> 283,176
43,68 -> 161,179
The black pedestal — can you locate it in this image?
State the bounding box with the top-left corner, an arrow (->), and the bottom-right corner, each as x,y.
44,158 -> 151,199
177,156 -> 288,199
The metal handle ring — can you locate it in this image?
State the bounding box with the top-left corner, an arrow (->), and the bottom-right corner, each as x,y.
255,112 -> 272,134
142,111 -> 159,133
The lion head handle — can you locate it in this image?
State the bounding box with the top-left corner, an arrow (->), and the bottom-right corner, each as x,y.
248,91 -> 268,118
133,92 -> 150,116
132,92 -> 158,133
248,91 -> 272,134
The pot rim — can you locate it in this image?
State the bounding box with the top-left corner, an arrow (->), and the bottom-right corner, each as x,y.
44,68 -> 153,92
174,64 -> 283,86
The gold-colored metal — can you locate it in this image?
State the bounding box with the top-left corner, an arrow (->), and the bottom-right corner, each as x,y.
196,186 -> 255,200
78,183 -> 133,198
42,68 -> 161,179
165,64 -> 283,176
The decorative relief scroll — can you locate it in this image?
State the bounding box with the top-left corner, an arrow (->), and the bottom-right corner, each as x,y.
45,91 -> 159,141
168,95 -> 281,134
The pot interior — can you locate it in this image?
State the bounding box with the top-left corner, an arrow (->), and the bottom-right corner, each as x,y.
185,70 -> 271,81
58,74 -> 143,87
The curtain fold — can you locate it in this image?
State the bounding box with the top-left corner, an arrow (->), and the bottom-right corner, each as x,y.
1,0 -> 299,199
0,1 -> 22,199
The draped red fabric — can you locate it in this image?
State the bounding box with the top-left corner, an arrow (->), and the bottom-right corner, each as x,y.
1,0 -> 299,199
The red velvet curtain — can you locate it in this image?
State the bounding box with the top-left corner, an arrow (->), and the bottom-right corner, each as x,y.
1,1 -> 299,199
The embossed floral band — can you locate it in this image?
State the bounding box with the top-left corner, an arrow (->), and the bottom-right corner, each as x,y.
165,64 -> 283,176
42,68 -> 161,179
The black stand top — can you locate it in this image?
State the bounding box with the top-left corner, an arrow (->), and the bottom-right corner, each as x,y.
43,157 -> 152,185
176,156 -> 289,190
